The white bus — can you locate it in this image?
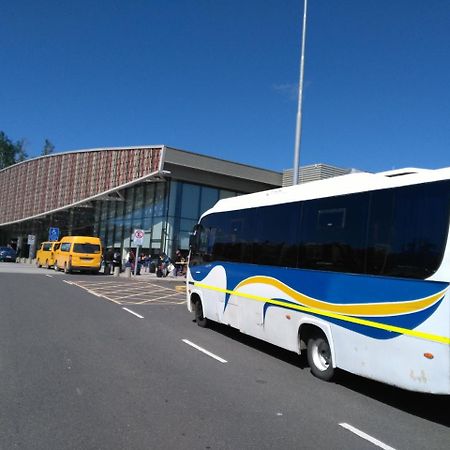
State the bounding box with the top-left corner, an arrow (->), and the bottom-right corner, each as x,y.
187,167 -> 450,394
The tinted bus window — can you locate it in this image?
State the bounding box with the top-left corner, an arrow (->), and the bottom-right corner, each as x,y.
365,189 -> 393,275
192,209 -> 256,264
216,209 -> 257,263
299,193 -> 369,273
369,181 -> 450,279
254,202 -> 300,267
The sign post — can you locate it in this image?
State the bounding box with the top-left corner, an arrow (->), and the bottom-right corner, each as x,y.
133,229 -> 145,276
27,234 -> 36,259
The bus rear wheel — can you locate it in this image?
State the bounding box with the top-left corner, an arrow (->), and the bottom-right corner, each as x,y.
307,332 -> 335,381
194,300 -> 208,328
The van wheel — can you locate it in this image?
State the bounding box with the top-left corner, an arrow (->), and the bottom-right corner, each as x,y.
307,331 -> 335,381
64,262 -> 72,274
194,300 -> 208,328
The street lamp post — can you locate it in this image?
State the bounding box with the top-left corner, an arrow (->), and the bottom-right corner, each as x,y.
292,0 -> 308,185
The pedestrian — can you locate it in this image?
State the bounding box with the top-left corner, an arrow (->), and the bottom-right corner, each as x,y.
144,254 -> 150,272
104,248 -> 114,275
129,249 -> 136,271
156,254 -> 164,278
113,249 -> 122,272
175,249 -> 183,276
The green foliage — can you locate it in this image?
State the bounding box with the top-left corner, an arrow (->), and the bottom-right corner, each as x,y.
0,131 -> 28,169
42,138 -> 55,156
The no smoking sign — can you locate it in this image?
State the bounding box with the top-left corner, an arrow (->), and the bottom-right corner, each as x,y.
133,229 -> 145,245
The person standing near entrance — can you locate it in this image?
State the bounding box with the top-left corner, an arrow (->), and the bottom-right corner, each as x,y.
174,249 -> 185,276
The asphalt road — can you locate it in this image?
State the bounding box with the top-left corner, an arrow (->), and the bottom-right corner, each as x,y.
0,263 -> 449,449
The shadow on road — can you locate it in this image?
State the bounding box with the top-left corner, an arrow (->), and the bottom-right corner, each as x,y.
204,320 -> 449,428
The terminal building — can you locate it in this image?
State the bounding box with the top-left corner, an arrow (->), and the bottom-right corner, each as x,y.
0,146 -> 282,260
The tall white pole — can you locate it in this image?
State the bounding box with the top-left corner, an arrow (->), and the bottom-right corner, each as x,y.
293,0 -> 308,185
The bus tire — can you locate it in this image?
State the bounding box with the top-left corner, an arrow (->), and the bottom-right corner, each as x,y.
307,331 -> 334,381
194,299 -> 208,328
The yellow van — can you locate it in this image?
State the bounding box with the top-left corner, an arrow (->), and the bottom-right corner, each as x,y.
54,236 -> 102,274
36,241 -> 60,268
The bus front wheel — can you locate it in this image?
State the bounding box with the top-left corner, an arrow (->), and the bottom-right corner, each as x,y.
307,332 -> 335,381
194,300 -> 208,328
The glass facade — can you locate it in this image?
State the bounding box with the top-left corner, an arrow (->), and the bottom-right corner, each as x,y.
92,179 -> 240,261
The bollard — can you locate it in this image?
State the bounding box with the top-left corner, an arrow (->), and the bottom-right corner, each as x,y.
27,258 -> 32,264
124,266 -> 131,278
113,266 -> 120,277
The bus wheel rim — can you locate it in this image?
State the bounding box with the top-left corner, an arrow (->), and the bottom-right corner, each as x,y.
312,341 -> 330,371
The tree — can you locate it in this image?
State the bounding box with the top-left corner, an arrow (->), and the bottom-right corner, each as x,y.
42,139 -> 55,156
0,131 -> 28,169
15,138 -> 27,162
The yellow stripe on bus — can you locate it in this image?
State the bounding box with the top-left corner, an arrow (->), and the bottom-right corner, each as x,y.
236,276 -> 446,317
193,281 -> 450,345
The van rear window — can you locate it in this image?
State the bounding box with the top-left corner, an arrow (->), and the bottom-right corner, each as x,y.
73,244 -> 101,254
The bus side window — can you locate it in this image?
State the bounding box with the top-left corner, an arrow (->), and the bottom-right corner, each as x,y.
366,189 -> 393,275
299,193 -> 369,273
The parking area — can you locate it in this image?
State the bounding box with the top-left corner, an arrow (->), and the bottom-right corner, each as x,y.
63,278 -> 187,306
0,261 -> 188,306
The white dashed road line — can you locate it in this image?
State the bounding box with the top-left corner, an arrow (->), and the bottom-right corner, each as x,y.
122,307 -> 144,319
182,339 -> 228,364
339,423 -> 396,450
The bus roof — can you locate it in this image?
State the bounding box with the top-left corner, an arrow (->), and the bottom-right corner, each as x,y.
203,166 -> 450,217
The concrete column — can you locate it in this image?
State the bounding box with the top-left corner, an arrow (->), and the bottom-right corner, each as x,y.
124,266 -> 131,278
113,266 -> 120,277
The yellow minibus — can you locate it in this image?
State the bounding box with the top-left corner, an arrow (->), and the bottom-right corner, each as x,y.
54,236 -> 102,274
36,241 -> 60,268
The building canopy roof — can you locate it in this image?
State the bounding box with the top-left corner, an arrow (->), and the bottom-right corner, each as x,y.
0,145 -> 282,226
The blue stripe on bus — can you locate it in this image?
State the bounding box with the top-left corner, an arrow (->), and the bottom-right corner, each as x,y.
191,262 -> 448,339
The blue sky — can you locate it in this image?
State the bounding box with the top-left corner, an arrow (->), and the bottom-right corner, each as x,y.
1,0 -> 449,173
